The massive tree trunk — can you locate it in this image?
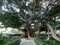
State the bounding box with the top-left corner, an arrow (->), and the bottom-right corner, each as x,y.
29,30 -> 35,37
23,28 -> 35,38
46,24 -> 60,41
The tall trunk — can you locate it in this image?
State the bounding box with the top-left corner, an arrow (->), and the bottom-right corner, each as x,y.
29,30 -> 35,37
24,28 -> 35,38
24,30 -> 28,38
47,28 -> 50,38
54,26 -> 57,34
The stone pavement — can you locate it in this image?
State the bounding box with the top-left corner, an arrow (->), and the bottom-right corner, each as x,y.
20,38 -> 36,45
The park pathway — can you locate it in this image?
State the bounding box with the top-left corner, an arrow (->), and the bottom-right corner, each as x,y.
20,38 -> 36,45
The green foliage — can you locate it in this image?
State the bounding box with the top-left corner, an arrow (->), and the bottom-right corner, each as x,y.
34,37 -> 60,45
4,38 -> 20,45
0,12 -> 24,28
56,21 -> 60,30
0,36 -> 9,45
0,36 -> 20,45
0,0 -> 60,29
46,5 -> 60,17
34,37 -> 44,45
43,40 -> 60,45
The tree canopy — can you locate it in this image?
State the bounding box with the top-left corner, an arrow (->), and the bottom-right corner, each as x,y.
0,0 -> 60,29
0,0 -> 60,41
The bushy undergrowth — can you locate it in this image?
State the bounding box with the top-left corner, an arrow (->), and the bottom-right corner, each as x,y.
0,36 -> 20,45
0,35 -> 60,45
34,37 -> 60,45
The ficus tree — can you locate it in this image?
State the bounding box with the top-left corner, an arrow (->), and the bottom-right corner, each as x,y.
0,0 -> 60,41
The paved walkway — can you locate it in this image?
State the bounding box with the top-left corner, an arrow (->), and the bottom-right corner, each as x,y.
20,38 -> 36,45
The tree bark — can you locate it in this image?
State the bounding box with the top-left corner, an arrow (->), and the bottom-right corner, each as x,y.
23,28 -> 35,38
47,24 -> 60,41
